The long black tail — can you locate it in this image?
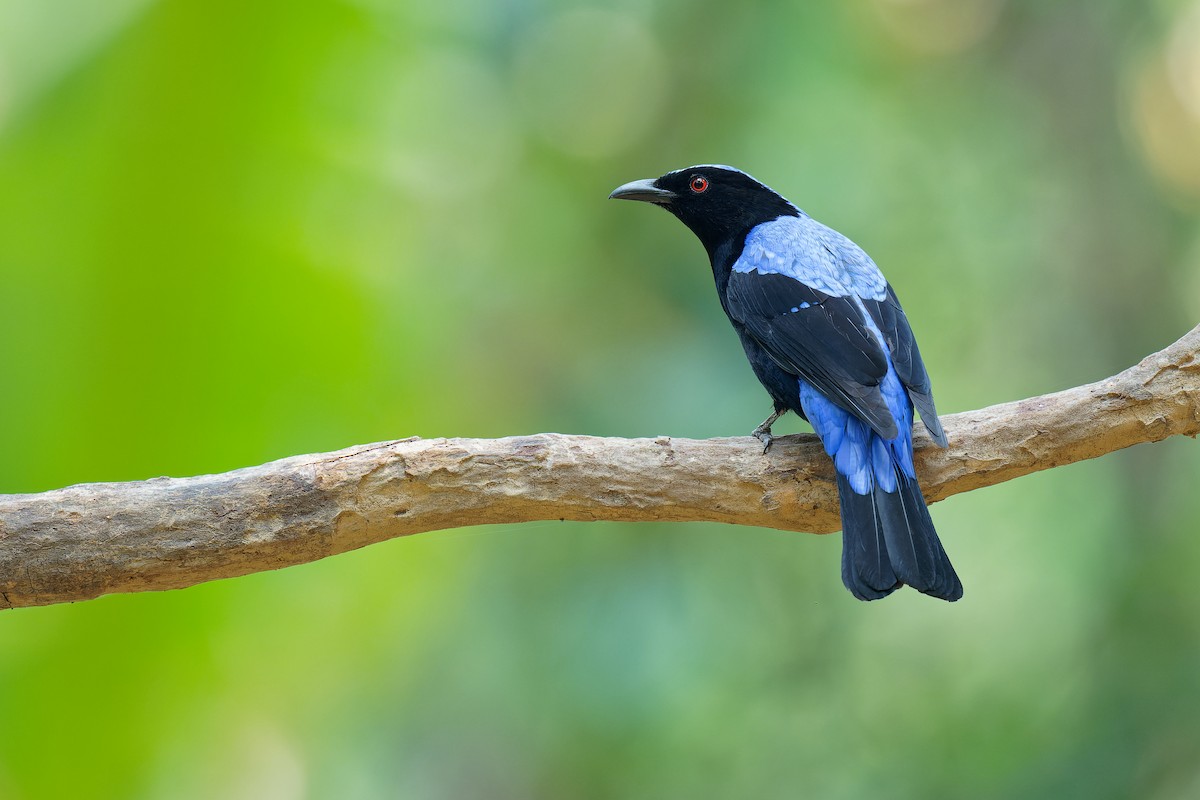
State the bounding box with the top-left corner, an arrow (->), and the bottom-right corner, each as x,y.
837,470 -> 962,602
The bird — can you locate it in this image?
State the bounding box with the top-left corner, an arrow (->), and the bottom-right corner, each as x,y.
609,165 -> 962,601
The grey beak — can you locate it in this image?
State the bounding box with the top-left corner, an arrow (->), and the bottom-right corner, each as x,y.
608,178 -> 674,204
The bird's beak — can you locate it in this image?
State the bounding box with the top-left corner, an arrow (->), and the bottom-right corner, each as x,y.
608,178 -> 674,204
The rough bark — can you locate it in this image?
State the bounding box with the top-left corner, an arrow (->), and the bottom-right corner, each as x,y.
2,325 -> 1197,610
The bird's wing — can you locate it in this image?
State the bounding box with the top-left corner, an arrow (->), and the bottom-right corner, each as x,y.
725,269 -> 898,439
725,216 -> 903,438
726,215 -> 945,444
860,286 -> 948,447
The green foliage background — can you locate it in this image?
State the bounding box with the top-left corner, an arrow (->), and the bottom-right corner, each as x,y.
2,1 -> 1200,797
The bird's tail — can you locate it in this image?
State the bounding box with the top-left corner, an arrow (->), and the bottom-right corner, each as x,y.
837,470 -> 962,602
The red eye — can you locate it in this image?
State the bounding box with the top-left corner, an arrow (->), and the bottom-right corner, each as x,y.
689,175 -> 709,193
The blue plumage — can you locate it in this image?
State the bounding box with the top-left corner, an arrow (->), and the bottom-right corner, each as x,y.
800,363 -> 915,496
734,215 -> 888,301
610,165 -> 962,601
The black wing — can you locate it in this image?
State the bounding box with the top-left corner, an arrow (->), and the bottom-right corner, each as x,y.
860,286 -> 947,447
724,270 -> 898,440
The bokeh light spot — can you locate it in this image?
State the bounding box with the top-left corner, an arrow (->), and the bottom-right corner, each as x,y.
512,9 -> 668,159
1130,49 -> 1200,197
349,49 -> 520,200
1167,1 -> 1200,122
872,0 -> 1005,56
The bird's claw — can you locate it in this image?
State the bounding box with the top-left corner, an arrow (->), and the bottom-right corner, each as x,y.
752,409 -> 784,454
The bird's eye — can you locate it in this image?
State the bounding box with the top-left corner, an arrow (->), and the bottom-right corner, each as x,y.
689,175 -> 709,193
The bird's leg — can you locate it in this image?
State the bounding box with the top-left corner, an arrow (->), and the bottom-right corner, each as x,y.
752,408 -> 786,454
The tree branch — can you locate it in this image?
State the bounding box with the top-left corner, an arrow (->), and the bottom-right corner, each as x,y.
2,325 -> 1197,609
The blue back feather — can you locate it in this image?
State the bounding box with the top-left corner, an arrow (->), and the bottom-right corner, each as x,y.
733,216 -> 888,301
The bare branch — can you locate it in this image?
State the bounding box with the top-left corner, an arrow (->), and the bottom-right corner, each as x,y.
2,325 -> 1197,609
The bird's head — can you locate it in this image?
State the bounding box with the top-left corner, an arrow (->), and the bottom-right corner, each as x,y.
609,165 -> 800,257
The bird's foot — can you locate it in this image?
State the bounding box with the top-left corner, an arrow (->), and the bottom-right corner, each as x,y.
752,409 -> 785,454
752,425 -> 775,454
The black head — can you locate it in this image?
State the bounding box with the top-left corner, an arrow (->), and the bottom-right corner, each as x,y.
609,165 -> 800,257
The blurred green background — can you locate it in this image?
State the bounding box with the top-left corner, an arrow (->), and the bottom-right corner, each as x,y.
2,0 -> 1200,797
